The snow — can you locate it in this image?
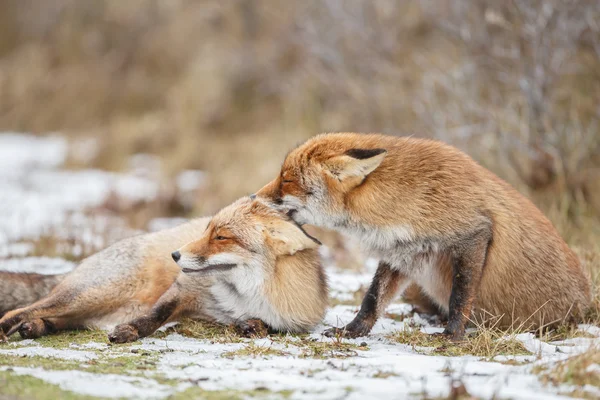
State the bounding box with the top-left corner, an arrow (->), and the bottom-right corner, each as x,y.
0,257 -> 75,275
0,133 -> 598,399
0,346 -> 98,362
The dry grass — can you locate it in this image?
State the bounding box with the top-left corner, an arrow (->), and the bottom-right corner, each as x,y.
158,318 -> 243,344
388,326 -> 531,360
0,1 -> 597,217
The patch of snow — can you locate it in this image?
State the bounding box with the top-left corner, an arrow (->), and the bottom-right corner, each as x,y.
0,242 -> 35,258
176,170 -> 207,193
327,268 -> 371,301
0,257 -> 75,274
113,175 -> 159,203
147,218 -> 188,232
579,324 -> 600,337
0,134 -> 67,171
0,346 -> 97,362
0,133 -> 157,261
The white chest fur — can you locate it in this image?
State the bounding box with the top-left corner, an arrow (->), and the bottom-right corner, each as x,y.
208,267 -> 287,329
343,224 -> 451,312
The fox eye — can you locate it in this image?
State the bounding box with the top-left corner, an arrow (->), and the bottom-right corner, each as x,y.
215,235 -> 228,241
282,180 -> 293,184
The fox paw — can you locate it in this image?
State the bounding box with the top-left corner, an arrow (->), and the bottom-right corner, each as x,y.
109,325 -> 139,344
430,329 -> 465,343
237,319 -> 268,338
18,320 -> 46,339
323,321 -> 371,339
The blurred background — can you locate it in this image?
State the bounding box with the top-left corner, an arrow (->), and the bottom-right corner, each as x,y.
1,0 -> 599,251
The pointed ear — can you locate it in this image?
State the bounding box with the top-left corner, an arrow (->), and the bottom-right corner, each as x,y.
263,219 -> 321,256
324,148 -> 387,180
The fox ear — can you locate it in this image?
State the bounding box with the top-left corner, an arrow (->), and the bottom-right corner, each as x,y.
324,148 -> 387,180
263,219 -> 321,256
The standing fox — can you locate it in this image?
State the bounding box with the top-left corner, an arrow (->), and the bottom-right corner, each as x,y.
256,133 -> 591,340
0,197 -> 327,343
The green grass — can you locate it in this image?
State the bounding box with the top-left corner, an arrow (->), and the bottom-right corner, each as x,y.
0,351 -> 161,377
168,387 -> 293,400
0,370 -> 106,400
29,329 -> 110,349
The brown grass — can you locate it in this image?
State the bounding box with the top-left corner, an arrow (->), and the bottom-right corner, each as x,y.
0,1 -> 597,217
221,343 -> 289,359
157,318 -> 243,344
388,326 -> 531,360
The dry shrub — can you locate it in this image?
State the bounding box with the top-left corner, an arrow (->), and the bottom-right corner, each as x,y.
0,0 -> 598,221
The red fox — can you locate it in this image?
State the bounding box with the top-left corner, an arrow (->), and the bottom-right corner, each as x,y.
0,197 -> 327,343
256,132 -> 591,340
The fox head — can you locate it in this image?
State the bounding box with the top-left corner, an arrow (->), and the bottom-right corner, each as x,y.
255,133 -> 387,228
173,197 -> 321,275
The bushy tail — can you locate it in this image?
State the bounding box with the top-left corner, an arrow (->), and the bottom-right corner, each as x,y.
0,272 -> 65,317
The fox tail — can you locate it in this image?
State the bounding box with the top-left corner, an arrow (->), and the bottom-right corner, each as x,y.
0,271 -> 65,317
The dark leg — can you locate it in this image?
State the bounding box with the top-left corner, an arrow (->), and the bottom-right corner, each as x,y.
325,261 -> 409,338
0,292 -> 80,340
109,300 -> 180,343
443,228 -> 492,341
18,318 -> 77,339
236,319 -> 269,338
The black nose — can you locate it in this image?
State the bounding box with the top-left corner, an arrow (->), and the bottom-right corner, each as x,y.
249,193 -> 256,200
171,251 -> 181,262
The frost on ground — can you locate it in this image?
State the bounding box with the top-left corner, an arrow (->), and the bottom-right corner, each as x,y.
0,133 -> 599,400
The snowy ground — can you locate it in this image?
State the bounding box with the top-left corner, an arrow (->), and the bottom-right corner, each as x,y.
0,133 -> 598,399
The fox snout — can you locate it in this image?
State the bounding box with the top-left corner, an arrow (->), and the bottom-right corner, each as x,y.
171,251 -> 181,262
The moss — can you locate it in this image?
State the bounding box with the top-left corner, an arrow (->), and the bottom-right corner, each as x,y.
168,387 -> 292,400
31,329 -> 110,349
222,343 -> 289,359
0,351 -> 161,377
0,369 -> 105,400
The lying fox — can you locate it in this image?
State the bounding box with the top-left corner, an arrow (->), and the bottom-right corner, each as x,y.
256,132 -> 591,340
0,197 -> 327,343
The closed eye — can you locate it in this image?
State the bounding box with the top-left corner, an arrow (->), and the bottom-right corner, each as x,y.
282,180 -> 293,184
215,236 -> 230,241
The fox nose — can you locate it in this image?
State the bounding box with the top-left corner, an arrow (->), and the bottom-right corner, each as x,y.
171,251 -> 181,262
249,193 -> 256,200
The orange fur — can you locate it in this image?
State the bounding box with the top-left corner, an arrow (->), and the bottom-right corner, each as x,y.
257,133 -> 591,333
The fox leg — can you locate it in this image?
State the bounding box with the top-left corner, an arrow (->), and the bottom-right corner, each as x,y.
0,286 -> 122,340
402,283 -> 445,318
109,284 -> 184,343
0,294 -> 77,339
325,261 -> 410,338
235,319 -> 269,338
18,318 -> 77,339
443,227 -> 492,341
